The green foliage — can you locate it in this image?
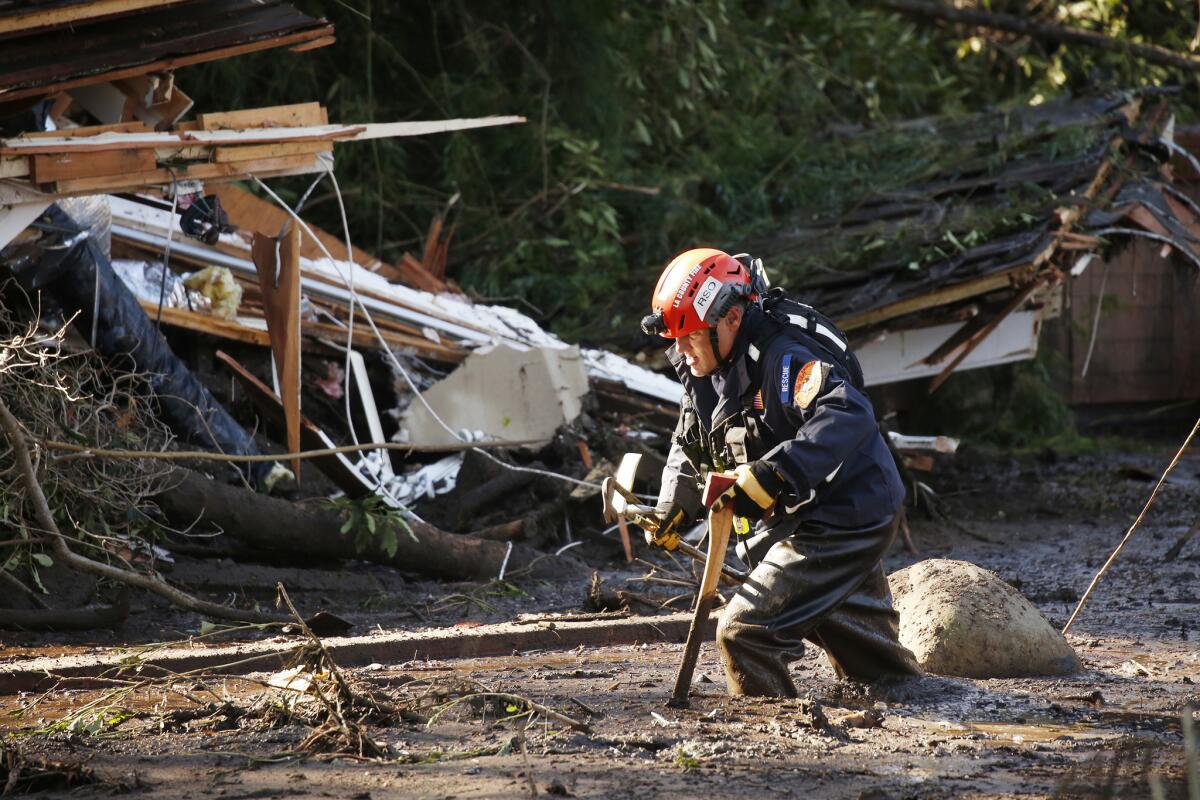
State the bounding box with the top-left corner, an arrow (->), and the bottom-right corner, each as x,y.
906,347 -> 1081,448
179,0 -> 1197,343
331,495 -> 416,558
674,746 -> 702,770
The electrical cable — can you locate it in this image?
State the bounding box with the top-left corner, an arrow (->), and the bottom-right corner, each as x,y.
154,173 -> 180,332
250,175 -> 605,492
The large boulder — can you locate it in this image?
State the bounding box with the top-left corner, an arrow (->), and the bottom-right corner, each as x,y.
887,559 -> 1079,678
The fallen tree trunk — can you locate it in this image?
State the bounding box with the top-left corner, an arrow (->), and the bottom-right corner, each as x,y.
155,469 -> 570,581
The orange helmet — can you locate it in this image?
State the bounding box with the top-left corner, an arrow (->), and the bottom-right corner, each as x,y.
642,248 -> 755,339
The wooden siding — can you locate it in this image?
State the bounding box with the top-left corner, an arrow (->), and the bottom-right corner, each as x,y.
1061,237 -> 1200,404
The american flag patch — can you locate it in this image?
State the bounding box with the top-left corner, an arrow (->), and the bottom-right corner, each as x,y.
752,390 -> 764,411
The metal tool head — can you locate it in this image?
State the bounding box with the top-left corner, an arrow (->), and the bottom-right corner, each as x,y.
602,453 -> 644,525
614,452 -> 642,499
601,476 -> 620,524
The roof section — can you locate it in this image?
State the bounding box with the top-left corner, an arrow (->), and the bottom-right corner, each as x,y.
0,1 -> 191,38
747,92 -> 1199,334
0,0 -> 333,103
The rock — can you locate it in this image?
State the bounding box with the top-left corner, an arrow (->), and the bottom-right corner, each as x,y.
888,559 -> 1079,678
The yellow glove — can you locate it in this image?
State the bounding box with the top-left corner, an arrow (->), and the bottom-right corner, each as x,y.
644,503 -> 686,551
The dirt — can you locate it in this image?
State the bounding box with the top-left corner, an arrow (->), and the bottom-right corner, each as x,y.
2,444 -> 1199,798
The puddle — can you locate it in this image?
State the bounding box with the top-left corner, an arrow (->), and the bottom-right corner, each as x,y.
915,717 -> 1118,744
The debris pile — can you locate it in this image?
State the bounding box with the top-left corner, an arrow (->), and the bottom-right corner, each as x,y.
755,92 -> 1200,390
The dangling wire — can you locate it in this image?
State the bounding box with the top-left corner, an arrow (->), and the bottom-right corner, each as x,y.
154,170 -> 180,332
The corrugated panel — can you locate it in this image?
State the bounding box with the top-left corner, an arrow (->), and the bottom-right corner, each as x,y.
0,0 -> 331,102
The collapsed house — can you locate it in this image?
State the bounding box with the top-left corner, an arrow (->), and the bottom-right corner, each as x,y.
749,92 -> 1200,399
0,3 -> 1196,606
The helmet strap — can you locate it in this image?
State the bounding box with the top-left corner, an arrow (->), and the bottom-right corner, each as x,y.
709,324 -> 733,370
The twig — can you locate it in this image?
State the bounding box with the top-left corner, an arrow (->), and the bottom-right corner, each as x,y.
1165,522 -> 1200,562
35,436 -> 539,463
0,395 -> 285,624
1063,416 -> 1200,634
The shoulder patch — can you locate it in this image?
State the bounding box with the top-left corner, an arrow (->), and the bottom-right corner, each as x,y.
793,360 -> 828,410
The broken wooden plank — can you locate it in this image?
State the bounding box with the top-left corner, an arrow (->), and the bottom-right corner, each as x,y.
251,226 -> 303,478
29,148 -> 155,183
836,263 -> 1036,332
50,153 -> 320,193
212,140 -> 331,163
199,102 -> 327,130
0,116 -> 524,154
927,275 -> 1052,393
137,303 -> 270,347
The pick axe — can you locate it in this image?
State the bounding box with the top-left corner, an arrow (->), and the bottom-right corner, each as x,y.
601,453 -> 745,585
668,470 -> 737,708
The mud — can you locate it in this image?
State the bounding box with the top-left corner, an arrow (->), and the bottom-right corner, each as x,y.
2,444 -> 1199,798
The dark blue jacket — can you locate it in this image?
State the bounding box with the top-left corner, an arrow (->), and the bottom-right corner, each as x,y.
659,304 -> 904,553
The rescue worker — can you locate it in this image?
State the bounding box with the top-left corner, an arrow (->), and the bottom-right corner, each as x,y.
641,247 -> 921,697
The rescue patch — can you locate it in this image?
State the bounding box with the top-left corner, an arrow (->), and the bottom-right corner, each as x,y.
793,360 -> 827,410
779,354 -> 794,404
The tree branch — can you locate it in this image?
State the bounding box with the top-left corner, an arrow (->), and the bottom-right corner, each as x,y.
0,395 -> 286,624
880,0 -> 1200,73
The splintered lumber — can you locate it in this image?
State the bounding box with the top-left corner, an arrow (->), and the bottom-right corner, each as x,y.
139,303 -> 271,346
155,469 -> 562,582
215,351 -> 373,499
251,226 -> 302,478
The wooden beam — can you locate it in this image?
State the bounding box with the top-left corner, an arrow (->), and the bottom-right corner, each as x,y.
199,102 -> 327,131
49,153 -> 320,193
836,263 -> 1034,332
29,148 -> 155,183
927,274 -> 1053,393
212,140 -> 331,163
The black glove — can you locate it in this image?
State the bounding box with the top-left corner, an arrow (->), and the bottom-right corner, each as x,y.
645,502 -> 687,551
718,462 -> 787,521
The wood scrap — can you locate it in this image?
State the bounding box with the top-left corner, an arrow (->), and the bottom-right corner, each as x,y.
251,226 -> 302,478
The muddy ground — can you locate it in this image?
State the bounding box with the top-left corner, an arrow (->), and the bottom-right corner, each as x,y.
2,442 -> 1198,798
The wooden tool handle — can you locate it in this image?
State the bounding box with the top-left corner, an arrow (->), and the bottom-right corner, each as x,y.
668,503 -> 734,708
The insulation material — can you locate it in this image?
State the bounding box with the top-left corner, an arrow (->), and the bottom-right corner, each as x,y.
111,259 -> 211,313
400,343 -> 590,447
183,266 -> 243,320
